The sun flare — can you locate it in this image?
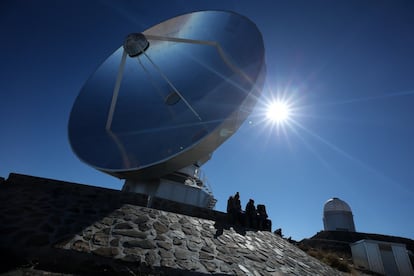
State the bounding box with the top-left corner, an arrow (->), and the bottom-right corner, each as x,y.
266,101 -> 291,123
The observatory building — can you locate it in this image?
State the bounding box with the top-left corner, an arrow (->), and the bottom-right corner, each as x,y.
323,197 -> 356,232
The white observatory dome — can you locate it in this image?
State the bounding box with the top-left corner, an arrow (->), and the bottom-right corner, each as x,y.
324,197 -> 352,213
323,197 -> 355,232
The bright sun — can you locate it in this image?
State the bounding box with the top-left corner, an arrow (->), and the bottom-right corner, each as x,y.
266,101 -> 291,123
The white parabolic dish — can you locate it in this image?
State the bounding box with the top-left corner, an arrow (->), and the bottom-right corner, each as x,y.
68,10 -> 266,180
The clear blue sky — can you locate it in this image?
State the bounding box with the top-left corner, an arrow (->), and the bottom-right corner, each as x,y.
1,0 -> 413,241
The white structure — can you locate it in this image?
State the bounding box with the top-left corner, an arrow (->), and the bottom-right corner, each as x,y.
323,197 -> 356,232
122,164 -> 216,209
351,239 -> 414,276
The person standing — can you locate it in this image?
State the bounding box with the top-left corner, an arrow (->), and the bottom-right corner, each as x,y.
245,199 -> 256,228
257,204 -> 269,230
227,195 -> 234,214
233,192 -> 241,212
233,192 -> 242,225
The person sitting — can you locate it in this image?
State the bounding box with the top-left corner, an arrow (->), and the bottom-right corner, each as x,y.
274,228 -> 282,237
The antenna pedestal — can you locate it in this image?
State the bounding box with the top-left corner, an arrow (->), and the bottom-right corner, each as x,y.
122,164 -> 216,209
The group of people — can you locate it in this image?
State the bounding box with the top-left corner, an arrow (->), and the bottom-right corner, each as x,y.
226,192 -> 271,231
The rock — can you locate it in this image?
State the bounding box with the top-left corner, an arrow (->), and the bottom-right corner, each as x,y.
201,245 -> 215,254
238,264 -> 251,274
71,239 -> 90,252
110,238 -> 119,247
145,251 -> 157,266
189,236 -> 203,244
92,247 -> 119,257
182,226 -> 193,235
92,232 -> 109,246
297,261 -> 311,269
123,254 -> 141,263
153,221 -> 168,234
123,239 -> 156,249
81,229 -> 94,241
201,260 -> 218,272
265,266 -> 278,272
245,253 -> 262,262
265,259 -> 279,269
124,213 -> 137,221
138,222 -> 151,232
202,223 -> 213,230
101,227 -> 111,234
147,228 -> 157,239
216,245 -> 231,254
245,243 -> 257,251
255,251 -> 270,262
101,217 -> 114,226
237,247 -> 251,255
216,253 -> 236,264
178,217 -> 190,224
186,240 -> 200,252
157,241 -> 172,250
133,214 -> 149,224
158,215 -> 170,225
112,229 -> 147,239
177,260 -> 198,270
169,230 -> 185,239
114,222 -> 133,229
220,262 -> 232,273
174,248 -> 190,260
169,222 -> 181,230
123,248 -> 142,257
201,230 -> 214,238
92,221 -> 106,230
199,251 -> 214,260
204,238 -> 215,248
173,237 -> 183,245
160,258 -> 176,268
159,248 -> 174,259
190,228 -> 201,237
155,234 -> 167,241
147,210 -> 158,219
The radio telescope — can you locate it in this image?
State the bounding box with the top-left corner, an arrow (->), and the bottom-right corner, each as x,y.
68,11 -> 266,209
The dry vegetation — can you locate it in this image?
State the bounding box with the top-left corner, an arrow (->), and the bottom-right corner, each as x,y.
298,244 -> 351,273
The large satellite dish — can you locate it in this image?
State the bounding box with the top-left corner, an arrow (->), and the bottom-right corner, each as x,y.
68,10 -> 266,208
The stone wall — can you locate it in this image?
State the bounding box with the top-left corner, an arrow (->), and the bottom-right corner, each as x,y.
0,173 -> 343,275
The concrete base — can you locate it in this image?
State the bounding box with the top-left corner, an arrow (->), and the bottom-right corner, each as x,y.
122,171 -> 216,209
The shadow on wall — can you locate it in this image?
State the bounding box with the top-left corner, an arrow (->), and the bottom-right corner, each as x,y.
0,173 -> 148,273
